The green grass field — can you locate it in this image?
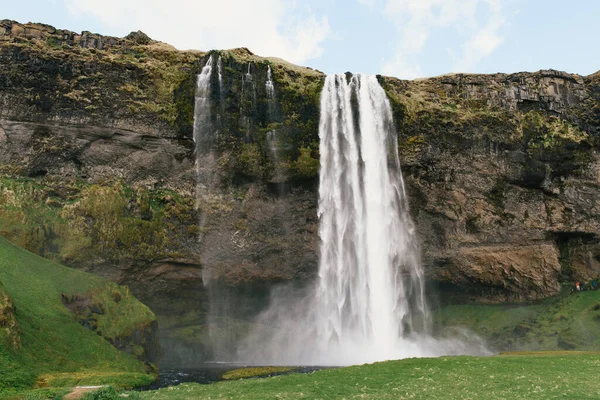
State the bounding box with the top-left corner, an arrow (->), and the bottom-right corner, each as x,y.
435,288 -> 600,352
129,352 -> 600,399
0,237 -> 156,398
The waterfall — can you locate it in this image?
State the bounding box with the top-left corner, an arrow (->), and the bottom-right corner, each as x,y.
239,74 -> 487,365
265,65 -> 279,167
193,54 -> 217,245
314,74 -> 428,358
246,62 -> 253,80
194,54 -> 237,359
240,62 -> 255,139
266,65 -> 275,101
217,56 -> 223,93
193,55 -> 213,145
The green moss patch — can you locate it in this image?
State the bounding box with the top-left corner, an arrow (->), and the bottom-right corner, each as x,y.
521,110 -> 589,151
221,366 -> 295,380
0,177 -> 197,267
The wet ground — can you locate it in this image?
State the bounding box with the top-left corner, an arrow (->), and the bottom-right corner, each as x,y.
141,364 -> 327,390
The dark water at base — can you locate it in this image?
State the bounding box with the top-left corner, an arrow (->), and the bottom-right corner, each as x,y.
141,365 -> 328,390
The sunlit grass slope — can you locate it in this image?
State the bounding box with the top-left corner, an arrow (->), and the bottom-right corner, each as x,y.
136,352 -> 600,399
0,237 -> 156,394
436,289 -> 600,351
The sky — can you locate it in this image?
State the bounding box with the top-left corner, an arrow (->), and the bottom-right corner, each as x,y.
4,0 -> 600,79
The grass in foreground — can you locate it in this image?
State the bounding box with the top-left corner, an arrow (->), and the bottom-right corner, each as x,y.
133,352 -> 600,399
0,237 -> 156,397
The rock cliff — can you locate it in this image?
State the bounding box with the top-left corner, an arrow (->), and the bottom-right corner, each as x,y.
1,20 -> 599,315
382,71 -> 600,302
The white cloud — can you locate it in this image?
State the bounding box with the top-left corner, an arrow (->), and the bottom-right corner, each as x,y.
452,0 -> 506,72
381,56 -> 423,80
370,0 -> 508,78
357,0 -> 376,7
65,0 -> 330,64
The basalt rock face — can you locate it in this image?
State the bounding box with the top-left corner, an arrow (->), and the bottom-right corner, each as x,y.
0,21 -> 600,308
382,71 -> 600,302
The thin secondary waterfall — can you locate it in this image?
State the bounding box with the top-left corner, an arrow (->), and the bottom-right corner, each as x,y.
265,65 -> 279,165
239,73 -> 486,365
266,65 -> 275,101
217,56 -> 224,107
239,62 -> 256,139
193,55 -> 213,146
217,56 -> 223,93
194,54 -> 238,359
246,62 -> 252,79
193,55 -> 214,238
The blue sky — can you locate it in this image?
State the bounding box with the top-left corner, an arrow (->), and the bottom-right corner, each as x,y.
4,0 -> 600,78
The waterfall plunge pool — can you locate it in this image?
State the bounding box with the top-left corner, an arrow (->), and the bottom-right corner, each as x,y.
139,364 -> 330,390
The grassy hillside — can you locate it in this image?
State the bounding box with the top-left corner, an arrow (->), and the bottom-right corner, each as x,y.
435,288 -> 600,352
126,352 -> 600,399
0,237 -> 157,396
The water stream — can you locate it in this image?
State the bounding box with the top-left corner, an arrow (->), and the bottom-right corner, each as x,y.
193,55 -> 215,244
193,56 -> 213,146
266,65 -> 275,104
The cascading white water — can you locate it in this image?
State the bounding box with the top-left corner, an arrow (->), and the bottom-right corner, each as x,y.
193,55 -> 217,246
239,73 -> 487,365
217,56 -> 223,93
239,62 -> 256,139
314,73 -> 428,360
265,65 -> 279,162
246,62 -> 253,80
194,55 -> 237,358
216,56 -> 225,108
266,65 -> 275,101
193,55 -> 213,145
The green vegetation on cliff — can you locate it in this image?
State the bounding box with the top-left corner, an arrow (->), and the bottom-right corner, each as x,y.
0,237 -> 156,395
0,176 -> 197,268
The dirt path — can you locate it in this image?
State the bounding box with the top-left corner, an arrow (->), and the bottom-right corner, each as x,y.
63,385 -> 105,399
